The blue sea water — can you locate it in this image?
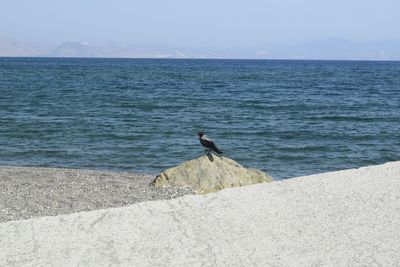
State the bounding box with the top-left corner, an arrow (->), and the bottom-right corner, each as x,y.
0,57 -> 399,179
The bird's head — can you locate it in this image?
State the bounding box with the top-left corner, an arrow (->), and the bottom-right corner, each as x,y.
198,131 -> 204,137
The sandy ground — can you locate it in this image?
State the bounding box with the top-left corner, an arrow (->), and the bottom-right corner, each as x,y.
0,166 -> 193,223
1,161 -> 400,266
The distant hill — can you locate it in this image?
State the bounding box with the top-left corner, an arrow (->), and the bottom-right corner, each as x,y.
1,36 -> 400,60
253,38 -> 400,60
0,37 -> 54,57
49,42 -> 207,58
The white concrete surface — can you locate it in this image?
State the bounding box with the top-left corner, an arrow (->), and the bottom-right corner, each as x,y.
1,161 -> 400,266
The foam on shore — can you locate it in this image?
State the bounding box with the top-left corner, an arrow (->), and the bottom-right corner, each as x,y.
1,161 -> 400,266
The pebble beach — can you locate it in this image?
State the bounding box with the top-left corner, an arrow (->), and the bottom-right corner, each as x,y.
0,165 -> 193,223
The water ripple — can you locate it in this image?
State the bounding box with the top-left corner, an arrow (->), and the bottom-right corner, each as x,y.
0,58 -> 399,179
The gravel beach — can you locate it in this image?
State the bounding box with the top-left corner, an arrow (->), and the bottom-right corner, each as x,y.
1,161 -> 400,266
0,165 -> 193,223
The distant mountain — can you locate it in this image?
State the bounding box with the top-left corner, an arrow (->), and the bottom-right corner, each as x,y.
253,38 -> 400,60
1,36 -> 400,60
50,42 -> 209,59
0,37 -> 54,57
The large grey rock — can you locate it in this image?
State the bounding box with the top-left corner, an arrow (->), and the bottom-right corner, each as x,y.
152,154 -> 273,194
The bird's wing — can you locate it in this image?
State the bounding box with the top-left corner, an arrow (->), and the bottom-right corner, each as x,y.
200,138 -> 222,154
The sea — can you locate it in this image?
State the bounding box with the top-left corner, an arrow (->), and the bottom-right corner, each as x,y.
0,57 -> 399,179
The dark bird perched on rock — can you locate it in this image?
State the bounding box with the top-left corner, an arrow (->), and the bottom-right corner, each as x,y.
198,131 -> 223,154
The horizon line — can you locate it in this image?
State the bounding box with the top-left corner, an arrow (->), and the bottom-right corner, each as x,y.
1,56 -> 399,62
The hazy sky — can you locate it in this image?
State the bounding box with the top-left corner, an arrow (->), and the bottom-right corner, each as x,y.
1,0 -> 399,47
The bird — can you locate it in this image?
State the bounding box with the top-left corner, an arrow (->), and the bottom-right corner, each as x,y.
198,131 -> 223,154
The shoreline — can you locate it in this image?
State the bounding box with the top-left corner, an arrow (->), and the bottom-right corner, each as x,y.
1,161 -> 399,265
0,161 -> 396,223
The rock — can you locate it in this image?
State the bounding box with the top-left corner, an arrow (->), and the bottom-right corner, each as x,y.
152,154 -> 273,194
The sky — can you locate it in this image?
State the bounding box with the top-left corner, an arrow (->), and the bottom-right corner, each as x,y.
1,0 -> 399,47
